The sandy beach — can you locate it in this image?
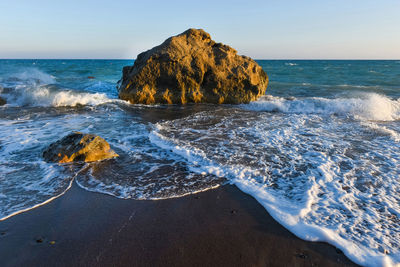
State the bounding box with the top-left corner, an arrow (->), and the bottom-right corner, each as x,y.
2,0 -> 400,265
0,182 -> 357,266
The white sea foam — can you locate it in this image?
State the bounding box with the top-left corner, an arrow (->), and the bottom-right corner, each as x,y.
0,167 -> 77,222
1,68 -> 56,85
2,63 -> 400,266
14,68 -> 56,84
0,105 -> 225,220
243,93 -> 400,121
14,85 -> 113,107
0,110 -> 108,220
0,68 -> 114,107
150,108 -> 400,267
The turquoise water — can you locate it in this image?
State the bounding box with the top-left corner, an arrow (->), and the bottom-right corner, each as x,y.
0,60 -> 400,266
1,59 -> 399,98
260,60 -> 400,98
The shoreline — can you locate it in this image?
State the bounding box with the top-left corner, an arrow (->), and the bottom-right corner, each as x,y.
0,182 -> 358,266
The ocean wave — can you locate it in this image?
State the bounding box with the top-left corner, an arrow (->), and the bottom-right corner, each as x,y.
243,93 -> 400,121
151,109 -> 400,266
337,84 -> 380,89
0,68 -> 56,85
270,81 -> 384,89
3,84 -> 113,107
0,107 -> 225,220
0,68 -> 115,107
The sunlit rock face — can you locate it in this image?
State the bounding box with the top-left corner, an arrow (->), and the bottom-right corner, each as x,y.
43,132 -> 118,163
118,29 -> 268,104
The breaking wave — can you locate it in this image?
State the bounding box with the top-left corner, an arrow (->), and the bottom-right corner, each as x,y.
150,105 -> 400,266
244,93 -> 400,121
2,60 -> 400,267
0,68 -> 114,107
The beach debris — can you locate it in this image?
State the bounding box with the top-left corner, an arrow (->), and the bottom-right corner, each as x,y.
378,246 -> 390,254
0,96 -> 6,106
118,28 -> 268,104
295,252 -> 308,259
43,132 -> 119,163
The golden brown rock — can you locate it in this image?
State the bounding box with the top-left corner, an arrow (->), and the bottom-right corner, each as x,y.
43,132 -> 118,163
118,29 -> 268,104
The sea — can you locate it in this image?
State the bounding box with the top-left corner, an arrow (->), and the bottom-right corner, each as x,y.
0,59 -> 399,266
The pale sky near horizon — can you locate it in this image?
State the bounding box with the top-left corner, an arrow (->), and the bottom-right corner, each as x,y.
0,0 -> 399,59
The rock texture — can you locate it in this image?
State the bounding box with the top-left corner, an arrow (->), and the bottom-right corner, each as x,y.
43,132 -> 118,163
118,29 -> 268,104
0,97 -> 6,106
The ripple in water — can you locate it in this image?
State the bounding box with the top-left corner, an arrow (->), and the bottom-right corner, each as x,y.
150,102 -> 400,266
2,61 -> 400,267
0,103 -> 226,221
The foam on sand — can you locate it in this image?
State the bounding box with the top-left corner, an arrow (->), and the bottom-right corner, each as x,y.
150,105 -> 400,267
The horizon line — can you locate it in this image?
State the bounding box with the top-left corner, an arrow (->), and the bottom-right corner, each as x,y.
0,58 -> 399,61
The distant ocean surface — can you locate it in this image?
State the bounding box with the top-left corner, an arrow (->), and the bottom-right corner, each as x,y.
1,59 -> 400,266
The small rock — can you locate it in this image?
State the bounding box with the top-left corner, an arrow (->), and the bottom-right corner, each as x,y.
342,186 -> 350,191
295,252 -> 308,259
378,246 -> 390,254
43,132 -> 119,163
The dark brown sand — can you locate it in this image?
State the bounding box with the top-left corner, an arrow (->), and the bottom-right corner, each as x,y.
0,183 -> 358,267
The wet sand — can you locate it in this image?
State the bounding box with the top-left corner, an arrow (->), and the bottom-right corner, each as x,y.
0,183 -> 358,267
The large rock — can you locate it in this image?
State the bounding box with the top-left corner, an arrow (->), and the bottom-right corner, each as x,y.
43,132 -> 118,163
118,29 -> 268,104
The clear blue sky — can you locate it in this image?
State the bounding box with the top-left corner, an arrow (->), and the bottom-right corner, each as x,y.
1,0 -> 399,59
